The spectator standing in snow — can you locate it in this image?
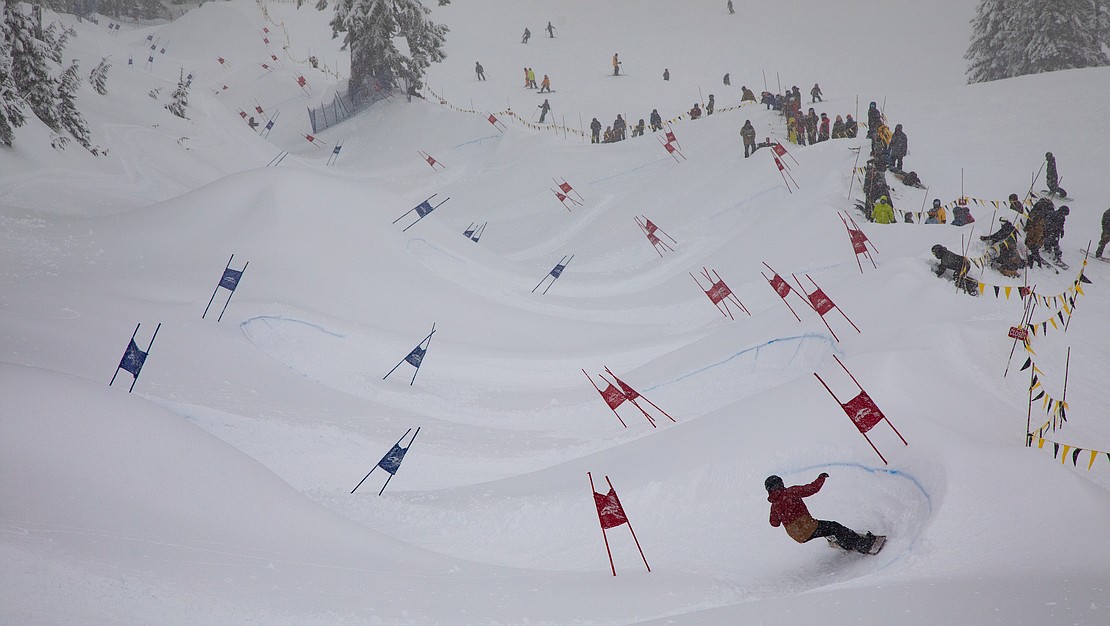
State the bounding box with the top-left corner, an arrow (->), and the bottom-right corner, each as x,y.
539,74 -> 551,93
613,53 -> 622,76
528,68 -> 537,89
1095,207 -> 1110,259
831,114 -> 845,139
522,27 -> 531,43
590,117 -> 602,143
649,109 -> 663,132
613,114 -> 627,140
845,114 -> 858,138
663,68 -> 670,81
740,119 -> 757,158
818,113 -> 830,142
475,62 -> 485,81
723,73 -> 730,86
546,21 -> 555,38
810,83 -> 823,103
889,124 -> 908,170
522,67 -> 530,88
872,195 -> 895,224
1043,205 -> 1069,263
706,94 -> 715,115
866,101 -> 882,138
1045,152 -> 1067,198
805,108 -> 818,144
538,99 -> 551,123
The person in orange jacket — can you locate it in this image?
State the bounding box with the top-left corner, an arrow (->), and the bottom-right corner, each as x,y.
765,473 -> 877,553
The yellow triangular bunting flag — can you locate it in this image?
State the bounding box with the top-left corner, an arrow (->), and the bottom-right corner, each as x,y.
1061,445 -> 1072,463
1004,286 -> 1012,299
1089,450 -> 1099,471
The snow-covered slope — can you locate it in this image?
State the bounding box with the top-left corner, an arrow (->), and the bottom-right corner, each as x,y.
2,1 -> 1110,624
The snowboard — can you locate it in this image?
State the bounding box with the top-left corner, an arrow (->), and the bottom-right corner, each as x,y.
827,534 -> 886,555
1082,248 -> 1110,263
1040,190 -> 1073,202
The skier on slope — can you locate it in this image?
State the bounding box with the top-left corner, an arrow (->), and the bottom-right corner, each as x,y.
538,99 -> 551,123
546,21 -> 555,38
522,27 -> 531,44
475,61 -> 486,81
765,474 -> 879,554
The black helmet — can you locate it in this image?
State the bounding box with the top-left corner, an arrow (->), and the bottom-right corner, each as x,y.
1046,151 -> 1053,158
765,475 -> 784,492
1060,206 -> 1070,215
931,244 -> 944,257
1009,193 -> 1019,201
933,199 -> 942,206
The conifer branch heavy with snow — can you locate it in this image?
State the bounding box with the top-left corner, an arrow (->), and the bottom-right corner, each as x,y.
0,5 -> 26,147
316,0 -> 448,102
57,61 -> 90,149
166,68 -> 189,119
88,57 -> 110,95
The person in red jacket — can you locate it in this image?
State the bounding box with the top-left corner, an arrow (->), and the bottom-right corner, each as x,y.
765,473 -> 876,553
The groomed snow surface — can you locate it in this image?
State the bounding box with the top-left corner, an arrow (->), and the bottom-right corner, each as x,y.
2,1 -> 1110,624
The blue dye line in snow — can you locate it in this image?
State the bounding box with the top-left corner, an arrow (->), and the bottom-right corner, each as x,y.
585,157 -> 672,187
240,315 -> 346,338
452,135 -> 500,149
643,332 -> 837,392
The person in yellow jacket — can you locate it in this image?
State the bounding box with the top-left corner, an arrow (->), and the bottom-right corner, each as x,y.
925,199 -> 947,224
872,195 -> 896,224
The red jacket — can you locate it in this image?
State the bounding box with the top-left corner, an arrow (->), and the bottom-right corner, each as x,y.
768,474 -> 826,542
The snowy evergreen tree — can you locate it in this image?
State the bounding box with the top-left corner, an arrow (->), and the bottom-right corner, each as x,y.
165,68 -> 189,119
98,0 -> 168,20
88,57 -> 110,95
0,10 -> 26,147
1014,0 -> 1108,75
56,61 -> 90,149
966,0 -> 1108,83
965,0 -> 1019,83
317,0 -> 448,101
5,0 -> 60,132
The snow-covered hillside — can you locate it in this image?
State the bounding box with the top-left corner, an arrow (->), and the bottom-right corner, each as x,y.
3,1 -> 1110,624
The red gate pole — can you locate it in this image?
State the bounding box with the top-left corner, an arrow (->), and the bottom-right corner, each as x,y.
833,356 -> 907,446
806,274 -> 861,332
607,476 -> 650,573
601,371 -> 656,427
605,367 -> 676,423
589,472 -> 618,576
813,371 -> 888,465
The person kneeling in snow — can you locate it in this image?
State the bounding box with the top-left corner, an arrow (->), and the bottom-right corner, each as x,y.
931,244 -> 977,295
766,473 -> 877,553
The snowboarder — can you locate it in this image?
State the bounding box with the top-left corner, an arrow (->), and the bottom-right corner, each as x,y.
740,119 -> 757,158
723,73 -> 730,86
1043,205 -> 1069,263
818,113 -> 830,142
741,86 -> 756,103
612,53 -> 621,76
728,0 -> 735,14
546,21 -> 555,38
590,117 -> 602,144
765,474 -> 879,554
631,118 -> 645,137
247,116 -> 259,130
706,94 -> 715,115
539,74 -> 551,93
689,103 -> 702,120
537,99 -> 551,123
889,124 -> 908,170
522,27 -> 531,44
1096,207 -> 1110,259
649,108 -> 663,132
810,83 -> 823,103
662,68 -> 670,81
1045,152 -> 1067,198
475,62 -> 486,81
872,195 -> 896,224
